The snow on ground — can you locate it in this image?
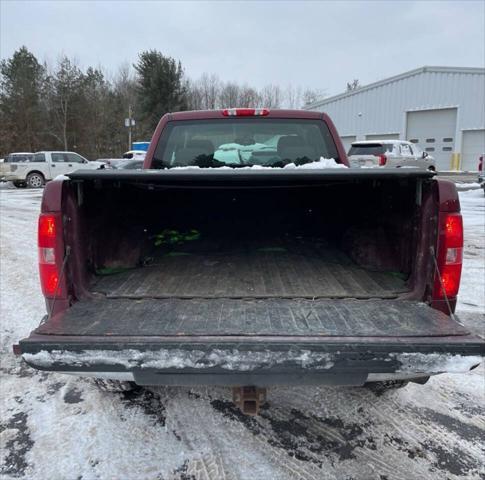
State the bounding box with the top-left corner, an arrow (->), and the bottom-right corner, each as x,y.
457,188 -> 485,314
0,184 -> 484,480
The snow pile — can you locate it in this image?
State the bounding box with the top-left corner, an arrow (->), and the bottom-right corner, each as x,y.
24,349 -> 335,371
171,157 -> 347,170
53,174 -> 70,181
283,157 -> 347,169
390,353 -> 482,373
455,182 -> 482,190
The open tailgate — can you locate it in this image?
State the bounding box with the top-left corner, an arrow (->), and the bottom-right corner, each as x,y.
19,298 -> 484,386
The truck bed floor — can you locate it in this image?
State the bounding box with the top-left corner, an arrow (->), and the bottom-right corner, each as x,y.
35,298 -> 468,337
91,246 -> 408,299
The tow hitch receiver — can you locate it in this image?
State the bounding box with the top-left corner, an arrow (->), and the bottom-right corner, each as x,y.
232,386 -> 267,415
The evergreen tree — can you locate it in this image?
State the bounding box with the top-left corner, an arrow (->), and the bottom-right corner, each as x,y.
0,46 -> 46,154
134,50 -> 187,133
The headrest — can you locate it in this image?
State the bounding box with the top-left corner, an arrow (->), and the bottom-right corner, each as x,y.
186,139 -> 215,154
277,136 -> 304,154
173,148 -> 205,166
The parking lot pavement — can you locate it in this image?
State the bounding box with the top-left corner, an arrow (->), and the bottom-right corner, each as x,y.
437,171 -> 480,184
0,186 -> 483,480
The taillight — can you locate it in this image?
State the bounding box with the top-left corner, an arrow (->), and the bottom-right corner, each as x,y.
479,156 -> 483,171
38,213 -> 64,298
433,212 -> 463,299
378,154 -> 387,166
38,215 -> 56,245
222,108 -> 270,117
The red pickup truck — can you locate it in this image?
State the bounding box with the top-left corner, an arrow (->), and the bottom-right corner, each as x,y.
16,109 -> 483,413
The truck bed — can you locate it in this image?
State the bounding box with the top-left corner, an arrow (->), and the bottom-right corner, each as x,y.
91,244 -> 408,299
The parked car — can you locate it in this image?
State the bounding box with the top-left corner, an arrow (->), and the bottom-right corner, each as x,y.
111,159 -> 144,170
96,158 -> 125,169
16,109 -> 483,415
98,158 -> 145,169
123,150 -> 146,160
0,152 -> 34,181
348,140 -> 436,170
4,151 -> 105,188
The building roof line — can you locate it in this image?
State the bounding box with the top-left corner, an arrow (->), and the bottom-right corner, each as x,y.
306,66 -> 485,109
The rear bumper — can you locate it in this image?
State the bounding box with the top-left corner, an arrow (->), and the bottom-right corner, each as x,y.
19,334 -> 484,386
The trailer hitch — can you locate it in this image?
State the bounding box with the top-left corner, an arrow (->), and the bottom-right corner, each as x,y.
232,386 -> 267,415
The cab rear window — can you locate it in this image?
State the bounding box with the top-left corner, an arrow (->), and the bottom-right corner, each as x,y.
5,154 -> 33,163
348,144 -> 393,156
152,119 -> 339,168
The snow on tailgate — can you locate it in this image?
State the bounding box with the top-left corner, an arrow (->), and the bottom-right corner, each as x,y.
24,349 -> 482,374
23,349 -> 335,371
390,353 -> 482,373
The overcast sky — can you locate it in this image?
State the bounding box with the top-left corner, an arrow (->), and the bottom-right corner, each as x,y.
1,0 -> 484,97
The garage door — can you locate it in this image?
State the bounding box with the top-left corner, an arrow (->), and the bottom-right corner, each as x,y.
365,133 -> 400,141
340,135 -> 356,154
406,108 -> 457,171
461,130 -> 485,171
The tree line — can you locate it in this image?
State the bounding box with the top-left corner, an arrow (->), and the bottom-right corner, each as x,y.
0,47 -> 325,159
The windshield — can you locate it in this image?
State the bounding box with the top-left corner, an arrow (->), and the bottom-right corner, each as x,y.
152,119 -> 339,168
348,144 -> 393,156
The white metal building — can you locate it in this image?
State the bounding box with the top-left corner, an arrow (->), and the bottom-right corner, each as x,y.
307,66 -> 485,171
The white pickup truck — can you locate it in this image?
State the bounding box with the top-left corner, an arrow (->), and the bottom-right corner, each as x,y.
3,151 -> 105,188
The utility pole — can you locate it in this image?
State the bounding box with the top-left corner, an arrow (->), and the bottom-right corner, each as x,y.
125,105 -> 135,151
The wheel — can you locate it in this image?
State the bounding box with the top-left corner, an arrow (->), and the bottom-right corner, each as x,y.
26,172 -> 45,188
428,166 -> 436,172
363,380 -> 409,395
12,180 -> 26,188
91,378 -> 138,393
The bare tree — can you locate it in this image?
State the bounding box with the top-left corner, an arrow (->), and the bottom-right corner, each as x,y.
46,56 -> 84,150
238,85 -> 260,108
302,88 -> 326,107
284,84 -> 303,109
259,84 -> 282,108
219,82 -> 240,107
185,78 -> 203,110
114,63 -> 137,109
346,79 -> 360,91
199,73 -> 220,109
